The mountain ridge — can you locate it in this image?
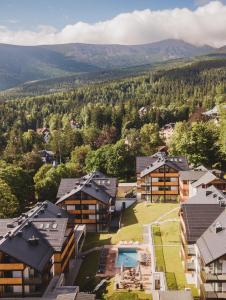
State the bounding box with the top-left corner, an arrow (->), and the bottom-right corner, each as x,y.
0,39 -> 219,90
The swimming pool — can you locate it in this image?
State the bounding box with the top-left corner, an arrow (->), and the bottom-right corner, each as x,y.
115,248 -> 138,268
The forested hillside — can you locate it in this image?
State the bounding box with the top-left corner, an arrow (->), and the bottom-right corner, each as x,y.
0,58 -> 225,218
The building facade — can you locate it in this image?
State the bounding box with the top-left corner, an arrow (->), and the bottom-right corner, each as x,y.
0,201 -> 85,298
179,186 -> 226,299
137,153 -> 189,202
56,171 -> 117,232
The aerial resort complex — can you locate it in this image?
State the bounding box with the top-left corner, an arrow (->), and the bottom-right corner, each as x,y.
0,2 -> 226,298
0,148 -> 225,300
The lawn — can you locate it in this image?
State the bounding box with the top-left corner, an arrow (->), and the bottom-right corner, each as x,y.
152,221 -> 199,297
83,202 -> 179,251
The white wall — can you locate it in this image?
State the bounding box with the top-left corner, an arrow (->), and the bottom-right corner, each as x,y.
115,199 -> 136,211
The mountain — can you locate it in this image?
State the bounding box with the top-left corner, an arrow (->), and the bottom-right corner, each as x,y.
0,44 -> 99,90
0,39 -> 216,90
45,39 -> 214,68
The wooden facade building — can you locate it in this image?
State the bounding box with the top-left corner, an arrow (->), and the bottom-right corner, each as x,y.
56,172 -> 117,232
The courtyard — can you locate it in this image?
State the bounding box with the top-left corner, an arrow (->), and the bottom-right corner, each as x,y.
75,201 -> 182,299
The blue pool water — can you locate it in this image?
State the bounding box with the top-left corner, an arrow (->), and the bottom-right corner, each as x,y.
115,248 -> 138,268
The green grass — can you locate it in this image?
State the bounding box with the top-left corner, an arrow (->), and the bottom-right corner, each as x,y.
75,251 -> 101,291
83,202 -> 179,251
152,221 -> 199,297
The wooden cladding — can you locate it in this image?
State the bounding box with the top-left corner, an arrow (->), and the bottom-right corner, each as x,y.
148,173 -> 179,177
68,209 -> 95,214
142,190 -> 178,195
65,200 -> 97,205
74,219 -> 96,224
0,263 -> 24,271
0,278 -> 22,285
151,181 -> 178,186
61,233 -> 75,260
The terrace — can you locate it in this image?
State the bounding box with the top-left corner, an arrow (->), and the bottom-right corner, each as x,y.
75,202 -> 179,299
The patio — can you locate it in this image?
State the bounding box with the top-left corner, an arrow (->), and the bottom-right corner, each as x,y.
96,243 -> 152,292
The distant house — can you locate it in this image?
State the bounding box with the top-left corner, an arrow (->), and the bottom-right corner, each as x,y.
39,150 -> 55,164
36,127 -> 50,143
159,123 -> 175,143
136,152 -> 189,202
56,171 -> 118,232
202,104 -> 226,124
0,201 -> 86,298
138,106 -> 147,117
70,120 -> 81,129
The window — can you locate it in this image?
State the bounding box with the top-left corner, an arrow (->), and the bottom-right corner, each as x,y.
67,205 -> 75,211
215,261 -> 223,274
89,215 -> 96,220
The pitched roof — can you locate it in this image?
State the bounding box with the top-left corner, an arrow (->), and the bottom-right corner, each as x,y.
140,157 -> 189,177
179,170 -> 207,181
191,171 -> 217,188
186,186 -> 226,205
136,156 -> 158,174
56,172 -> 117,205
197,209 -> 226,265
181,203 -> 224,243
0,201 -> 72,272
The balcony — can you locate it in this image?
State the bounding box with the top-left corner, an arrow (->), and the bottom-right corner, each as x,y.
187,260 -> 195,271
24,277 -> 42,285
202,283 -> 226,299
201,271 -> 226,282
187,245 -> 196,256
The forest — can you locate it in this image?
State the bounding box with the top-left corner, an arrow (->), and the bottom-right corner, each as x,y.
0,58 -> 225,218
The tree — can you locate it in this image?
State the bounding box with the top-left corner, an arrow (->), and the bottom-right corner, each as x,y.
0,165 -> 34,212
34,163 -> 79,201
19,150 -> 43,176
140,123 -> 161,155
169,121 -> 224,168
0,179 -> 19,218
71,145 -> 91,174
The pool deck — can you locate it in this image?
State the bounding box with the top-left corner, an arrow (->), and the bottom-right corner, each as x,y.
96,243 -> 152,292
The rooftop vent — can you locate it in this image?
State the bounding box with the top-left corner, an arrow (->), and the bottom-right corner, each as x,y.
40,208 -> 45,214
7,223 -> 15,228
34,214 -> 38,218
215,222 -> 223,233
17,231 -> 23,237
57,213 -> 62,218
28,235 -> 39,246
96,188 -> 99,192
213,194 -> 217,198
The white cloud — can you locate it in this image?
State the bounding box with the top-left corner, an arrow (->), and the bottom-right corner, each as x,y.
0,1 -> 226,47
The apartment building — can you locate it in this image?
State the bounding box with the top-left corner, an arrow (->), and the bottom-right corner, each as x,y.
179,170 -> 207,202
136,152 -> 189,202
179,169 -> 226,202
56,171 -> 117,232
197,210 -> 226,299
180,186 -> 226,298
0,201 -> 85,298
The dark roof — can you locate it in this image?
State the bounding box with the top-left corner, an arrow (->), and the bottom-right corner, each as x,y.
197,209 -> 226,265
181,203 -> 224,243
136,153 -> 189,175
179,170 -> 207,181
136,156 -> 158,174
56,172 -> 117,205
140,157 -> 189,177
0,201 -> 72,272
0,222 -> 53,272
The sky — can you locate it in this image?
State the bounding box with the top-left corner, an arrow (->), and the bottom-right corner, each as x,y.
0,0 -> 226,46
